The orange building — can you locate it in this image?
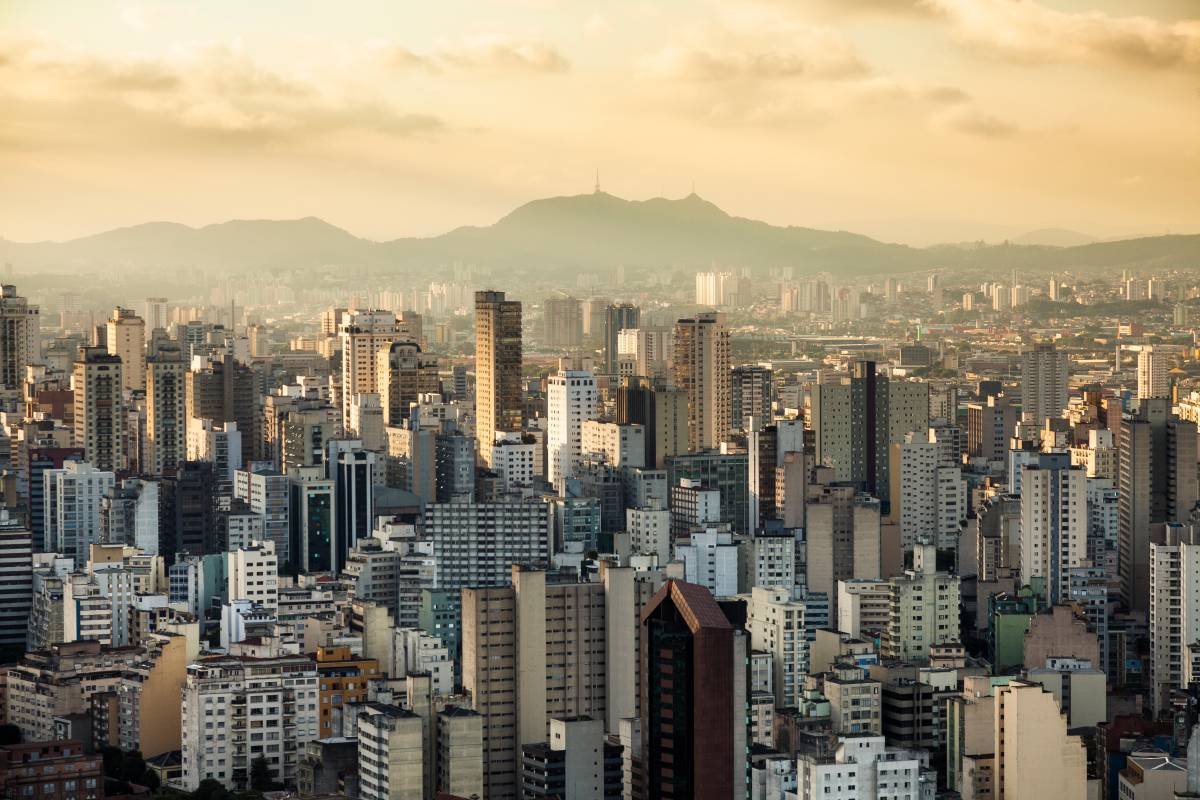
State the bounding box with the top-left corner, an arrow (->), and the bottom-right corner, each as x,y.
315,645 -> 380,738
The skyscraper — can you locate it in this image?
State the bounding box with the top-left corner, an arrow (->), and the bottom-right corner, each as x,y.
186,352 -> 258,461
338,309 -> 404,433
376,340 -> 438,426
730,364 -> 774,432
1138,346 -> 1169,400
146,340 -> 186,477
672,313 -> 731,451
616,377 -> 688,470
73,347 -> 124,472
604,302 -> 639,375
106,307 -> 145,392
640,580 -> 746,800
546,369 -> 599,486
474,291 -> 523,467
543,295 -> 583,349
0,285 -> 39,410
1119,398 -> 1199,612
1020,341 -> 1069,425
1019,452 -> 1087,605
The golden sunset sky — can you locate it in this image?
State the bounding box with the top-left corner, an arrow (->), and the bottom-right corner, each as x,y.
2,0 -> 1198,244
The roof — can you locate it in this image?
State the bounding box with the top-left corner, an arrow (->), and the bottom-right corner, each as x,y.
640,579 -> 732,633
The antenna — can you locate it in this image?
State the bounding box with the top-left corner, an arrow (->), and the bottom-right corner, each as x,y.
594,169 -> 601,194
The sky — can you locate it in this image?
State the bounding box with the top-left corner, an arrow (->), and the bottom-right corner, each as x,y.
1,0 -> 1198,245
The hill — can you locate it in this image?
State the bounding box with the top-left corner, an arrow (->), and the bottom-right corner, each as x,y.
1,192 -> 1197,277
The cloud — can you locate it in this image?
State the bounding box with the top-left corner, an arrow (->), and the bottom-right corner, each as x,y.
642,23 -> 869,82
924,0 -> 1200,72
377,35 -> 570,74
934,105 -> 1018,138
0,36 -> 445,151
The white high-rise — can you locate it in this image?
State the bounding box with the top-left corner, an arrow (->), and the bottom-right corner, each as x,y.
546,369 -> 598,486
1020,455 -> 1087,605
894,435 -> 967,551
1138,346 -> 1169,400
1149,524 -> 1200,717
44,461 -> 116,567
745,586 -> 807,709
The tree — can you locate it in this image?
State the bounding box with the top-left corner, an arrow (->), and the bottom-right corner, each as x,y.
249,757 -> 274,792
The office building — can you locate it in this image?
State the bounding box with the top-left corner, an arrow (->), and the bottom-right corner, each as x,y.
640,580 -> 746,800
475,290 -> 523,467
615,377 -> 687,469
604,303 -> 640,375
672,313 -> 732,451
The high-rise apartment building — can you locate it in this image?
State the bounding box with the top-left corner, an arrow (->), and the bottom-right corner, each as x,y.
730,364 -> 774,432
0,285 -> 39,408
462,564 -> 661,800
357,703 -> 424,800
1119,398 -> 1198,612
186,353 -> 258,461
475,291 -> 523,467
1149,524 -> 1200,717
339,309 -> 403,432
73,347 -> 124,472
106,307 -> 145,391
745,586 -> 807,709
891,435 -> 967,551
1020,453 -> 1088,605
1020,341 -> 1069,425
967,394 -> 1018,462
1138,346 -> 1169,400
543,296 -> 583,349
881,543 -> 961,661
376,339 -> 438,426
45,461 -> 116,567
0,509 -> 33,648
180,653 -> 320,791
547,369 -> 599,486
145,340 -> 186,476
672,313 -> 731,451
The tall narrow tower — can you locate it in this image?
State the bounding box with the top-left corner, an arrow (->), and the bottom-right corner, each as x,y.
475,291 -> 523,467
672,312 -> 731,451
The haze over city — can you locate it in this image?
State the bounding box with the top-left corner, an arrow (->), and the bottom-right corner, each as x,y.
4,3 -> 1200,800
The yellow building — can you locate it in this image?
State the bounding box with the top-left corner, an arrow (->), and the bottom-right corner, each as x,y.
315,645 -> 381,738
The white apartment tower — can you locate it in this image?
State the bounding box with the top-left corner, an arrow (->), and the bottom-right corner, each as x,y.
180,654 -> 320,791
547,370 -> 599,486
1020,455 -> 1087,605
1138,346 -> 1169,400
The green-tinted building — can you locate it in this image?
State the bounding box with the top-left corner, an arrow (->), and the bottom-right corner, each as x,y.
987,582 -> 1044,673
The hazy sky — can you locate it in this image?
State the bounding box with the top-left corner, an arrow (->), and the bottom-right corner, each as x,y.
2,0 -> 1198,245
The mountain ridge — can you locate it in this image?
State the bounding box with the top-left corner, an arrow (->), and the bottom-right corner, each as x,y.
1,192 -> 1197,277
